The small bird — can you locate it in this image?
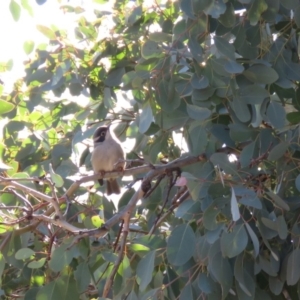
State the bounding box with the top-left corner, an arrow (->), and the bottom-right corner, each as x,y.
91,125 -> 125,195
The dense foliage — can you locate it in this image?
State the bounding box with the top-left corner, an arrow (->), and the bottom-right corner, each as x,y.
1,0 -> 300,299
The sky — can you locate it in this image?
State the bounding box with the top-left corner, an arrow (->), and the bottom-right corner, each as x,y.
0,0 -> 94,88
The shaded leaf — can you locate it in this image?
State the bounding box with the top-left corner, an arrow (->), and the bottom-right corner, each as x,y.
295,174 -> 300,192
266,101 -> 286,129
238,84 -> 269,104
186,103 -> 211,121
167,224 -> 196,266
287,249 -> 300,285
214,36 -> 236,60
136,250 -> 156,291
221,224 -> 248,258
230,187 -> 240,221
210,153 -> 238,176
243,65 -> 278,84
245,223 -> 259,258
266,190 -> 289,211
248,0 -> 268,25
180,0 -> 195,19
210,251 -> 233,299
104,67 -> 125,87
268,142 -> 288,161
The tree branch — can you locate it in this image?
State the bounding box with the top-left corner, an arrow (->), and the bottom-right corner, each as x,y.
0,155 -> 202,240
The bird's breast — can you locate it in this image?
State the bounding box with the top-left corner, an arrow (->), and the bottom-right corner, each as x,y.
91,141 -> 124,173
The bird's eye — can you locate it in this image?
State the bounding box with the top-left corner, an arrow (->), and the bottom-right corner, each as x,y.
100,131 -> 106,136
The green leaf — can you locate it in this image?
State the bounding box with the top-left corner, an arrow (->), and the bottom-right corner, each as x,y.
230,187 -> 240,221
219,2 -> 236,28
224,60 -> 244,74
0,60 -> 12,72
0,100 -> 14,115
104,68 -> 125,87
149,32 -> 172,43
36,24 -> 56,39
204,0 -> 226,18
245,223 -> 259,258
268,142 -> 289,161
269,276 -> 284,296
49,164 -> 64,188
127,291 -> 139,300
221,224 -> 248,258
127,5 -> 142,26
266,190 -> 290,211
234,255 -> 254,297
186,103 -> 211,121
287,112 -> 300,124
139,102 -> 153,134
10,0 -> 21,21
280,0 -> 298,10
156,78 -> 181,111
243,65 -> 279,84
21,0 -> 34,16
203,204 -> 220,231
15,248 -> 35,260
28,258 -> 46,269
179,283 -> 193,300
210,153 -> 238,176
287,249 -> 300,285
277,215 -> 288,240
294,5 -> 300,28
167,224 -> 196,266
23,40 -> 35,55
74,263 -> 91,293
266,101 -> 286,129
0,254 -> 5,281
49,243 -> 75,272
27,68 -> 52,83
187,122 -> 208,155
214,36 -> 236,60
238,84 -> 269,104
295,174 -> 300,192
248,0 -> 268,25
180,0 -> 195,19
209,251 -> 232,299
136,250 -> 155,291
141,40 -> 163,59
231,97 -> 251,122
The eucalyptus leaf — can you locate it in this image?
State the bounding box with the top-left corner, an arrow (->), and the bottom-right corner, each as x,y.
186,103 -> 211,121
9,0 -> 21,21
136,250 -> 156,291
243,65 -> 279,84
167,224 -> 196,266
221,224 -> 248,258
139,102 -> 153,134
287,249 -> 300,285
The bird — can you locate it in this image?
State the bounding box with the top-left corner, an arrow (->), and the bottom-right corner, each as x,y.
91,125 -> 125,195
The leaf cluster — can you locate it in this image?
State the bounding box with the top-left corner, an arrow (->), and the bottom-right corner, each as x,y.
1,0 -> 300,299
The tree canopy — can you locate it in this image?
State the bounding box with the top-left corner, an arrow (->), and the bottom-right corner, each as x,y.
1,0 -> 300,299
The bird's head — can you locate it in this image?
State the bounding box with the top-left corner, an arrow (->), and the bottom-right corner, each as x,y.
93,125 -> 112,144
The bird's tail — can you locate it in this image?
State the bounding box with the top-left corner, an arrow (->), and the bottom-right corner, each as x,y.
106,179 -> 120,195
